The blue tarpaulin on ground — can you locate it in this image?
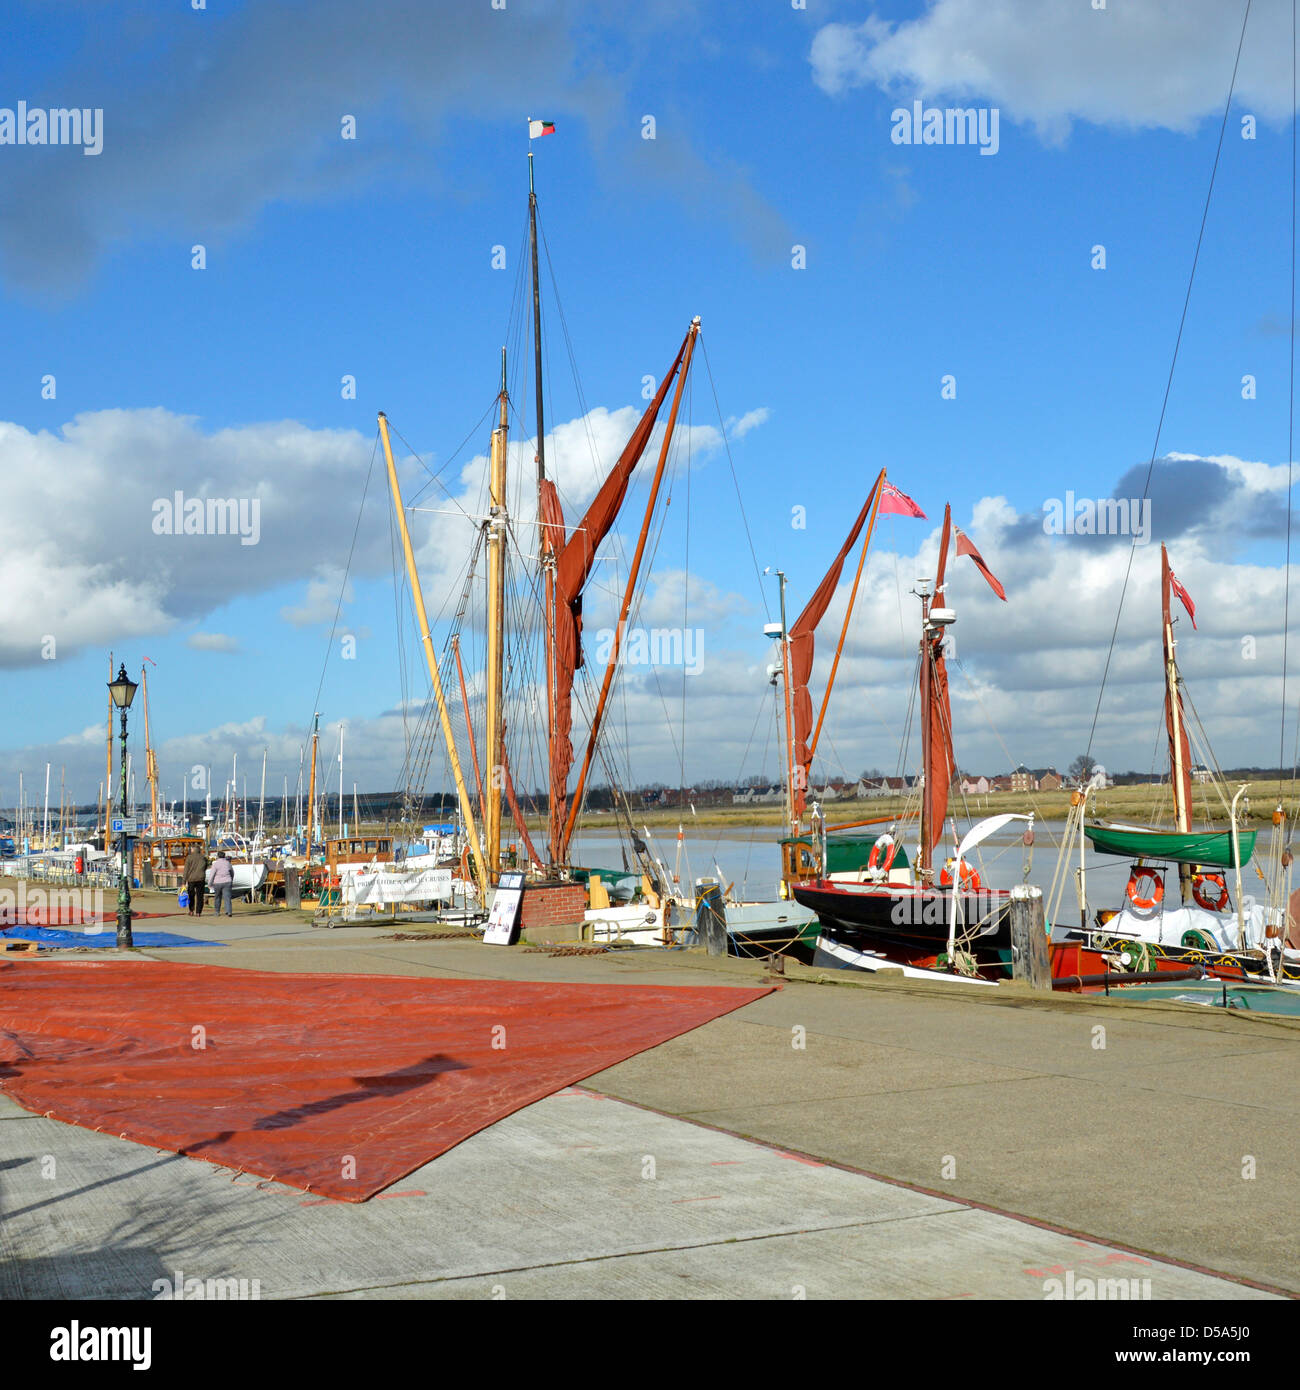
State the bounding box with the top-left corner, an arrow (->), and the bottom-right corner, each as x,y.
1,926 -> 225,949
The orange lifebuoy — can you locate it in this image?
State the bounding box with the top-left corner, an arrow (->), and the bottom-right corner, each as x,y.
1126,867 -> 1165,912
1191,872 -> 1228,913
939,857 -> 982,891
867,834 -> 898,875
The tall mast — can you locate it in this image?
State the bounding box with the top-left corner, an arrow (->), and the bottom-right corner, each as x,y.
777,572 -> 796,836
918,581 -> 933,876
530,138 -> 559,868
561,318 -> 701,856
338,724 -> 345,838
485,349 -> 509,880
377,410 -> 488,894
1162,545 -> 1193,837
105,651 -> 114,844
305,713 -> 319,858
258,747 -> 267,840
528,150 -> 546,494
141,659 -> 159,835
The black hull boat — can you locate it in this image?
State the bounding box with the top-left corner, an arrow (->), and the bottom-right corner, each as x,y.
793,879 -> 1013,967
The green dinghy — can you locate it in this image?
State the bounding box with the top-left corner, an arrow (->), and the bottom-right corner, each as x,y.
1084,823 -> 1255,868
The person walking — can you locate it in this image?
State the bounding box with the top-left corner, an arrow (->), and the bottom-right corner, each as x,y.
210,849 -> 235,918
182,843 -> 210,916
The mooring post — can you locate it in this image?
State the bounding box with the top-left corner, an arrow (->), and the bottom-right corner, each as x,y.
695,877 -> 728,956
1009,883 -> 1051,989
285,866 -> 301,911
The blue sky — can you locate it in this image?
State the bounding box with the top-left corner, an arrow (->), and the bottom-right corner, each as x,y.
3,0 -> 1299,808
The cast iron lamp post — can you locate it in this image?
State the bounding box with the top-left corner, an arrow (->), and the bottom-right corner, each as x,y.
108,663 -> 138,948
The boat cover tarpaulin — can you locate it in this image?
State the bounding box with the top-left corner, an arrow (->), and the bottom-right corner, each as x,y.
1,925 -> 225,949
0,960 -> 771,1201
1084,824 -> 1256,868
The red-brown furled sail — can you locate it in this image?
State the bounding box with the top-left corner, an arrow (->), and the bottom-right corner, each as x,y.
545,329 -> 691,863
1161,544 -> 1194,834
787,476 -> 883,820
923,507 -> 956,871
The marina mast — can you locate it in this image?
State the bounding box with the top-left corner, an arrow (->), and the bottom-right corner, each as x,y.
485,351 -> 509,880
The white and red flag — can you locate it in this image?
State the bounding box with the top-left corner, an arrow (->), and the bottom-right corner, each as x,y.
878,479 -> 926,518
953,527 -> 1007,601
528,119 -> 556,139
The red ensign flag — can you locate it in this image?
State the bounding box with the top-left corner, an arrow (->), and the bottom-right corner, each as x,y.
878,480 -> 926,518
1169,570 -> 1196,628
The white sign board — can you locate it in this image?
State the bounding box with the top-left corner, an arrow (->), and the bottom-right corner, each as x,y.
110,817 -> 138,834
344,867 -> 454,907
483,872 -> 526,945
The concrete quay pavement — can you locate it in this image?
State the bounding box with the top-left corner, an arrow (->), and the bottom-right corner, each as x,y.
0,888 -> 1295,1299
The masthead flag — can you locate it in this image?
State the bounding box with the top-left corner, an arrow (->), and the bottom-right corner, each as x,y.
878,479 -> 926,518
1169,570 -> 1197,628
529,119 -> 556,139
953,528 -> 1007,601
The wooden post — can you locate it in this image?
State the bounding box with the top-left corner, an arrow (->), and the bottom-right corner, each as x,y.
1009,884 -> 1051,989
695,878 -> 728,957
285,866 -> 302,911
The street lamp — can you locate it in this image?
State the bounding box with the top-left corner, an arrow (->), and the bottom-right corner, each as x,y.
108,663 -> 139,948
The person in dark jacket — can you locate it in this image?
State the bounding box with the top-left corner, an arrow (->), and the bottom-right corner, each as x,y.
182,845 -> 210,916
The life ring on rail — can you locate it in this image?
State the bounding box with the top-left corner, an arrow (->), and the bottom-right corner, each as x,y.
1191,872 -> 1229,913
938,857 -> 982,891
867,835 -> 898,875
1126,866 -> 1164,912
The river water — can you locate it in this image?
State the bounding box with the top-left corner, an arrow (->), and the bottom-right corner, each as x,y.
567,818 -> 1143,918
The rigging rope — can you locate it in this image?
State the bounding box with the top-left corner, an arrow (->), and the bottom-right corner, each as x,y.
1085,0 -> 1254,765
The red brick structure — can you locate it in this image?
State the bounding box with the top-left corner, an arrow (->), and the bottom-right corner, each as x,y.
518,882 -> 587,934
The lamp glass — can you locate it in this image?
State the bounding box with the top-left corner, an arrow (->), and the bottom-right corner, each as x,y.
108,664 -> 138,709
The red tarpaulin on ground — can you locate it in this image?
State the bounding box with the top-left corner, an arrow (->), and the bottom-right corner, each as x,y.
0,960 -> 771,1201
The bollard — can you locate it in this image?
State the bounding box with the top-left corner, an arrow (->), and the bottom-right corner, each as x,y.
1009,884 -> 1052,989
285,866 -> 301,911
695,877 -> 728,957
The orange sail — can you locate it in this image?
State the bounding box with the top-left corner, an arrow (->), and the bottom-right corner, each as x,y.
545,328 -> 692,863
787,478 -> 882,819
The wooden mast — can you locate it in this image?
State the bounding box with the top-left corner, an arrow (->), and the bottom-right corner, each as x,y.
560,317 -> 701,857
777,572 -> 796,835
485,350 -> 509,880
918,580 -> 933,877
1162,546 -> 1193,836
452,636 -> 487,827
377,410 -> 489,896
529,136 -> 560,869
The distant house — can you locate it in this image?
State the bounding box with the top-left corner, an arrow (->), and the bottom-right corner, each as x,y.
1192,764 -> 1212,784
960,775 -> 991,795
1036,769 -> 1063,792
1009,765 -> 1037,792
